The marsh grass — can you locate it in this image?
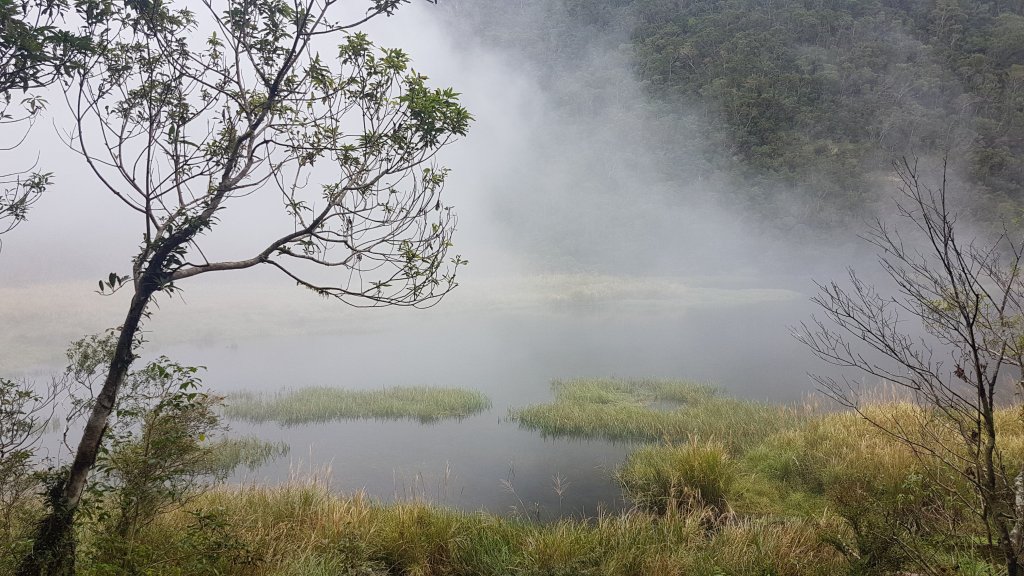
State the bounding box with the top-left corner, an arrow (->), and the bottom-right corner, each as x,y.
4,395 -> 1016,575
550,378 -> 718,406
617,440 -> 735,515
511,381 -> 1016,573
224,386 -> 491,425
75,483 -> 846,576
511,378 -> 806,450
735,402 -> 1024,572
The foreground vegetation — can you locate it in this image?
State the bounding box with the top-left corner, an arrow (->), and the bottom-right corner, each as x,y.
66,483 -> 846,576
4,377 -> 1020,575
225,387 -> 492,425
505,378 -> 1021,573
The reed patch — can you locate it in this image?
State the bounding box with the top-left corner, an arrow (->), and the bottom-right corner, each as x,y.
75,484 -> 847,576
617,441 -> 736,515
224,386 -> 492,425
5,394 -> 1020,575
510,378 -> 806,449
206,436 -> 291,473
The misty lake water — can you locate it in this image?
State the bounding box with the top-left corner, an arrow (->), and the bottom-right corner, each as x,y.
127,288 -> 823,519
14,274 -> 835,518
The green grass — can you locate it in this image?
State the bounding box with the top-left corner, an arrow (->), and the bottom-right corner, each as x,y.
511,380 -> 1014,573
548,378 -> 719,406
5,382 -> 1019,576
511,378 -> 807,450
617,441 -> 736,515
75,484 -> 847,576
4,396 -> 1016,576
224,386 -> 492,425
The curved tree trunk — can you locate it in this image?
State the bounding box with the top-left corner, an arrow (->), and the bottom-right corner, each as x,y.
17,287 -> 154,576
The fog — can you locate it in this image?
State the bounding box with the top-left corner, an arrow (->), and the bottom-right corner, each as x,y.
2,0 -> 922,513
0,1 -> 874,372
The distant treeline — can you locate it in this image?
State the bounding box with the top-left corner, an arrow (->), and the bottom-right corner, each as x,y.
447,0 -> 1024,227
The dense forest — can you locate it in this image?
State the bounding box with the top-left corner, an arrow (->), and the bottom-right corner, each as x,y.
446,0 -> 1024,228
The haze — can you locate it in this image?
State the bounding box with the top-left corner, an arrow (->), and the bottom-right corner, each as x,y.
0,1 -> 892,397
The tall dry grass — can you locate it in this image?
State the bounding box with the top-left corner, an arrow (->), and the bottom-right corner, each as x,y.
73,482 -> 845,576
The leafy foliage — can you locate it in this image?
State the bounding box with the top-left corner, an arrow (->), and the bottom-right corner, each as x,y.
0,0 -> 104,98
19,1 -> 471,570
78,0 -> 471,304
62,352 -> 286,572
0,0 -> 117,248
0,377 -> 64,568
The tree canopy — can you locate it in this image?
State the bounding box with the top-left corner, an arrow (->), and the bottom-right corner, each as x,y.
0,0 -> 114,249
449,0 -> 1024,227
14,1 -> 470,573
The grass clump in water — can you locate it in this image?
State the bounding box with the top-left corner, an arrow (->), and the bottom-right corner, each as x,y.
224,386 -> 491,425
617,440 -> 736,515
511,378 -> 805,450
551,377 -> 718,406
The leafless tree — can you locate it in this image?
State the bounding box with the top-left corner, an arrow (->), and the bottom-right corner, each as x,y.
18,0 -> 470,573
796,158 -> 1024,575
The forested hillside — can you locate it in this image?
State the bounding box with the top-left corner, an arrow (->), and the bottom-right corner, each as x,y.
445,0 -> 1024,227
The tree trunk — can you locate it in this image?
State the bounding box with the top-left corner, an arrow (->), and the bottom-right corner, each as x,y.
1013,469 -> 1024,560
981,408 -> 1022,576
17,287 -> 154,576
1001,521 -> 1021,576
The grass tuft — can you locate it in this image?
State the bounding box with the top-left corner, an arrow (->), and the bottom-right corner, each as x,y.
617,440 -> 736,515
224,386 -> 491,425
511,378 -> 806,450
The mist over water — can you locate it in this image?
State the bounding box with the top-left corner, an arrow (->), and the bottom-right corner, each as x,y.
5,1 -> 898,514
153,294 -> 816,514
